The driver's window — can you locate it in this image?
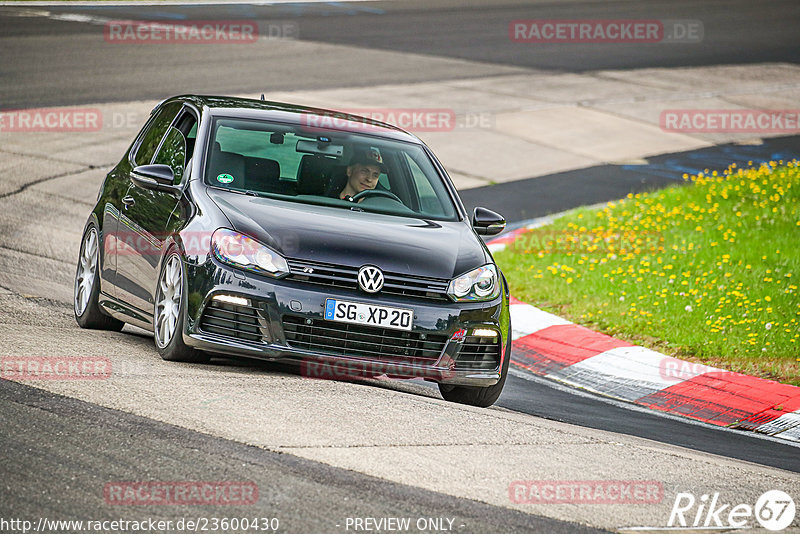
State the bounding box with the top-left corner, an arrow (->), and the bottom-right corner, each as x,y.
185,121 -> 198,162
134,102 -> 182,167
153,126 -> 187,185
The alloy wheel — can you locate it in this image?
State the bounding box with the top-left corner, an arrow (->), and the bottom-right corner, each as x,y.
155,254 -> 183,348
74,228 -> 98,317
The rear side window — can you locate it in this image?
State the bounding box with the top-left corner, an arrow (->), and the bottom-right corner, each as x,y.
133,102 -> 182,166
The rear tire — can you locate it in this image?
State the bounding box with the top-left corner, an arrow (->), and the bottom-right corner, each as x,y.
154,250 -> 209,363
439,328 -> 511,408
74,224 -> 125,331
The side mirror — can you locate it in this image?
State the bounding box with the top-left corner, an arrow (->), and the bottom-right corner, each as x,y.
131,164 -> 180,195
472,207 -> 506,236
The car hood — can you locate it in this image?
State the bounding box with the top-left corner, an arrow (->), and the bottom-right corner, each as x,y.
206,189 -> 489,279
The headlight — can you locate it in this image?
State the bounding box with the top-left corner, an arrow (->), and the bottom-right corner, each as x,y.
211,228 -> 289,278
447,264 -> 499,302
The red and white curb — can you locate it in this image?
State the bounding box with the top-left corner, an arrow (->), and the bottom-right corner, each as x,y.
488,224 -> 800,443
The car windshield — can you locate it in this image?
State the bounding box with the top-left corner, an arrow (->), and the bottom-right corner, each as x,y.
203,116 -> 459,221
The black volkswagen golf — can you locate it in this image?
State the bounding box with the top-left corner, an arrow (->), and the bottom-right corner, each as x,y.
74,95 -> 511,407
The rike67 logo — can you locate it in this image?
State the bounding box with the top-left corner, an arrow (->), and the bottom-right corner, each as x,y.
668,490 -> 796,531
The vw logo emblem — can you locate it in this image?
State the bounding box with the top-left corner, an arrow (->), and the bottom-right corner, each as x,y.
358,265 -> 384,293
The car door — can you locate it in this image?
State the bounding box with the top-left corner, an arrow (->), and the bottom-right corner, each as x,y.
98,168 -> 134,300
98,104 -> 173,298
115,104 -> 193,315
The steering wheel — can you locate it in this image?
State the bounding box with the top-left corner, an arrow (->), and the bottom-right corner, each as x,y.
351,189 -> 403,203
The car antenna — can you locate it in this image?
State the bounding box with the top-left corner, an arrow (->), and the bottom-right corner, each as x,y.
260,94 -> 265,101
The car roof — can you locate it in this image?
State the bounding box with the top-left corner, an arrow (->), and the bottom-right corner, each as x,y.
166,95 -> 424,144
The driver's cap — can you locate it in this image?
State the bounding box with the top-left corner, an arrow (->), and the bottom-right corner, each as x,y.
348,149 -> 387,174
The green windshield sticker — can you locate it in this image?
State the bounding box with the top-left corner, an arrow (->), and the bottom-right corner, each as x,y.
216,173 -> 234,184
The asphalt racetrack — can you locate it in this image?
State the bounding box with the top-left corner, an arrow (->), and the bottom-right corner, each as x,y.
1,1 -> 799,532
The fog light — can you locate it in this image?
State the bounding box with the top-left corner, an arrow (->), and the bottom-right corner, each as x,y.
472,328 -> 498,338
213,294 -> 250,307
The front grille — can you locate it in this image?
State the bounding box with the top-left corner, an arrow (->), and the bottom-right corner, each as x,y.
199,299 -> 269,343
286,259 -> 450,301
455,335 -> 501,371
282,315 -> 448,364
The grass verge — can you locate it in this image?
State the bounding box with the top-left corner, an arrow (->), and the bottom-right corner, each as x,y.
495,161 -> 800,385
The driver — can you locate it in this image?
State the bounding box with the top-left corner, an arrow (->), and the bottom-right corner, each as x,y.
335,150 -> 386,201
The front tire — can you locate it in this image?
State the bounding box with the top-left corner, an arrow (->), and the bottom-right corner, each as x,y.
74,224 -> 125,331
154,250 -> 208,363
439,329 -> 512,408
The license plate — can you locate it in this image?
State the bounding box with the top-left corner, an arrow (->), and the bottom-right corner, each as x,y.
324,299 -> 413,331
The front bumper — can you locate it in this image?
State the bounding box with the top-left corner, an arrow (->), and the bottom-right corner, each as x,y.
182,258 -> 510,387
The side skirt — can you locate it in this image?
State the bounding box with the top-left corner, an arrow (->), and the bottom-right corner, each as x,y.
99,292 -> 154,332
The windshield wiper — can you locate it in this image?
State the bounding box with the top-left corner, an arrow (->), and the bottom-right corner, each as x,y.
215,186 -> 264,197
